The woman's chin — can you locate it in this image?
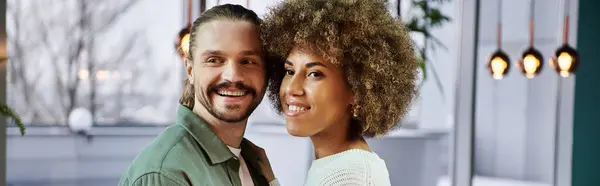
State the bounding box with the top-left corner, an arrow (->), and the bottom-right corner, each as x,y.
286,124 -> 313,137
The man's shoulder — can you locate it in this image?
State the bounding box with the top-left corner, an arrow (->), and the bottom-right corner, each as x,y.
120,124 -> 204,185
119,171 -> 190,186
134,124 -> 190,163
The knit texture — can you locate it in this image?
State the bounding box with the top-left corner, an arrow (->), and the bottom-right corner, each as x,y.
303,149 -> 391,186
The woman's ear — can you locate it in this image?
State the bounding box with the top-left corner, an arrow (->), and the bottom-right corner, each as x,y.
348,87 -> 357,104
349,94 -> 361,119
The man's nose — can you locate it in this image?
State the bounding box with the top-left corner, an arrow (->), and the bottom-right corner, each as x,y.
221,61 -> 243,83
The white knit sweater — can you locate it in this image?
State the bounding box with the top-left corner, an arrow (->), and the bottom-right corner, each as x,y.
268,149 -> 391,186
303,149 -> 391,186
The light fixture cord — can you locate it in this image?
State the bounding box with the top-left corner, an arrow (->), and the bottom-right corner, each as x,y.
529,0 -> 535,47
563,0 -> 570,44
187,0 -> 192,26
497,0 -> 503,49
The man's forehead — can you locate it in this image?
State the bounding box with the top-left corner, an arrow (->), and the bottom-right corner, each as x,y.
194,20 -> 262,55
199,20 -> 256,31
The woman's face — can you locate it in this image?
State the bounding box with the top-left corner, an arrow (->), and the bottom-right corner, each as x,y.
279,47 -> 354,137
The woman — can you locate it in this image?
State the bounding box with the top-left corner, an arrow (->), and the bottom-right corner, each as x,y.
254,0 -> 419,185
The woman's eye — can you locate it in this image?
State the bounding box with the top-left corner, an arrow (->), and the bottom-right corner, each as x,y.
308,71 -> 322,78
285,69 -> 294,76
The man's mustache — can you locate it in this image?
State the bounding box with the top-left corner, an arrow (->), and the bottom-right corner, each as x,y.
210,81 -> 255,95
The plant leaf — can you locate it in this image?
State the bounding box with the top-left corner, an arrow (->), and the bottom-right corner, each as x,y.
425,59 -> 446,102
417,56 -> 427,88
428,35 -> 448,51
0,103 -> 25,136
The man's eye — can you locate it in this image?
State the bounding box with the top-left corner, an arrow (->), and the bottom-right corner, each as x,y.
241,59 -> 255,64
207,58 -> 220,63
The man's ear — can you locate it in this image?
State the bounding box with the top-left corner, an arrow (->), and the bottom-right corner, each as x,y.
185,57 -> 194,84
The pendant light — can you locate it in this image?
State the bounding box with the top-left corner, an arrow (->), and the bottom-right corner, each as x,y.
487,0 -> 510,80
549,0 -> 579,77
176,0 -> 193,59
517,0 -> 543,79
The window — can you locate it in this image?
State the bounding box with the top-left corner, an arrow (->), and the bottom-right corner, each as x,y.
7,0 -> 185,126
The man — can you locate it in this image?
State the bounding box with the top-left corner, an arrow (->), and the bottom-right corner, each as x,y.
119,4 -> 277,186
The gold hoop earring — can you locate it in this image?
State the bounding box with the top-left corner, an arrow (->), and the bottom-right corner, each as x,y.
352,104 -> 360,118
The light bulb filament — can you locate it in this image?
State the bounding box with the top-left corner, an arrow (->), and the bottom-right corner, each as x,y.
491,57 -> 507,79
557,52 -> 573,71
523,54 -> 540,78
180,34 -> 191,56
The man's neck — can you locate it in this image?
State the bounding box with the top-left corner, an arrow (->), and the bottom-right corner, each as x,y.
192,102 -> 247,149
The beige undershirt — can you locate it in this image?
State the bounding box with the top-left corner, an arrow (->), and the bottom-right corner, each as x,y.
227,146 -> 255,186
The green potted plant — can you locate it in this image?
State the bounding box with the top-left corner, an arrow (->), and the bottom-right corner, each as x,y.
0,56 -> 25,136
406,0 -> 452,95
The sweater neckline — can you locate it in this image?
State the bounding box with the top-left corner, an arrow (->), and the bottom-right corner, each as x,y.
313,148 -> 375,162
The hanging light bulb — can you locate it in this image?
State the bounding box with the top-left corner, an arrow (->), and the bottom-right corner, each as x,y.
488,50 -> 510,80
175,0 -> 193,59
487,0 -> 510,80
176,25 -> 191,58
181,33 -> 190,54
518,48 -> 543,78
549,0 -> 578,78
549,44 -> 578,77
518,0 -> 543,79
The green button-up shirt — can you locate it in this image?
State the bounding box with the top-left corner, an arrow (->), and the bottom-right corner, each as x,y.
119,105 -> 270,186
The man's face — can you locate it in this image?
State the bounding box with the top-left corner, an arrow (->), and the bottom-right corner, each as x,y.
186,20 -> 266,123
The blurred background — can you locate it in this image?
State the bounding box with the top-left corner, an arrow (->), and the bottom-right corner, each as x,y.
1,0 -> 599,186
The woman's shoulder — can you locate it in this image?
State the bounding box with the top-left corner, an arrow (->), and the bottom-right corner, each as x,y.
314,149 -> 384,165
306,149 -> 391,186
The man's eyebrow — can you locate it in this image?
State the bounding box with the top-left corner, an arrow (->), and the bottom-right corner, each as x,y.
201,50 -> 225,56
201,50 -> 262,57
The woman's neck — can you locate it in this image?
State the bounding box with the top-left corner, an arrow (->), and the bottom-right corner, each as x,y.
310,129 -> 371,159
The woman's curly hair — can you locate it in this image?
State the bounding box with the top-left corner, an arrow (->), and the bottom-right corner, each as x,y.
262,0 -> 419,138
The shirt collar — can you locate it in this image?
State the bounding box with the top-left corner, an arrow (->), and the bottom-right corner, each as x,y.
176,105 -> 235,165
175,104 -> 265,178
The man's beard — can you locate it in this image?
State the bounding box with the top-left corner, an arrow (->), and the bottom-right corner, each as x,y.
196,81 -> 262,123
